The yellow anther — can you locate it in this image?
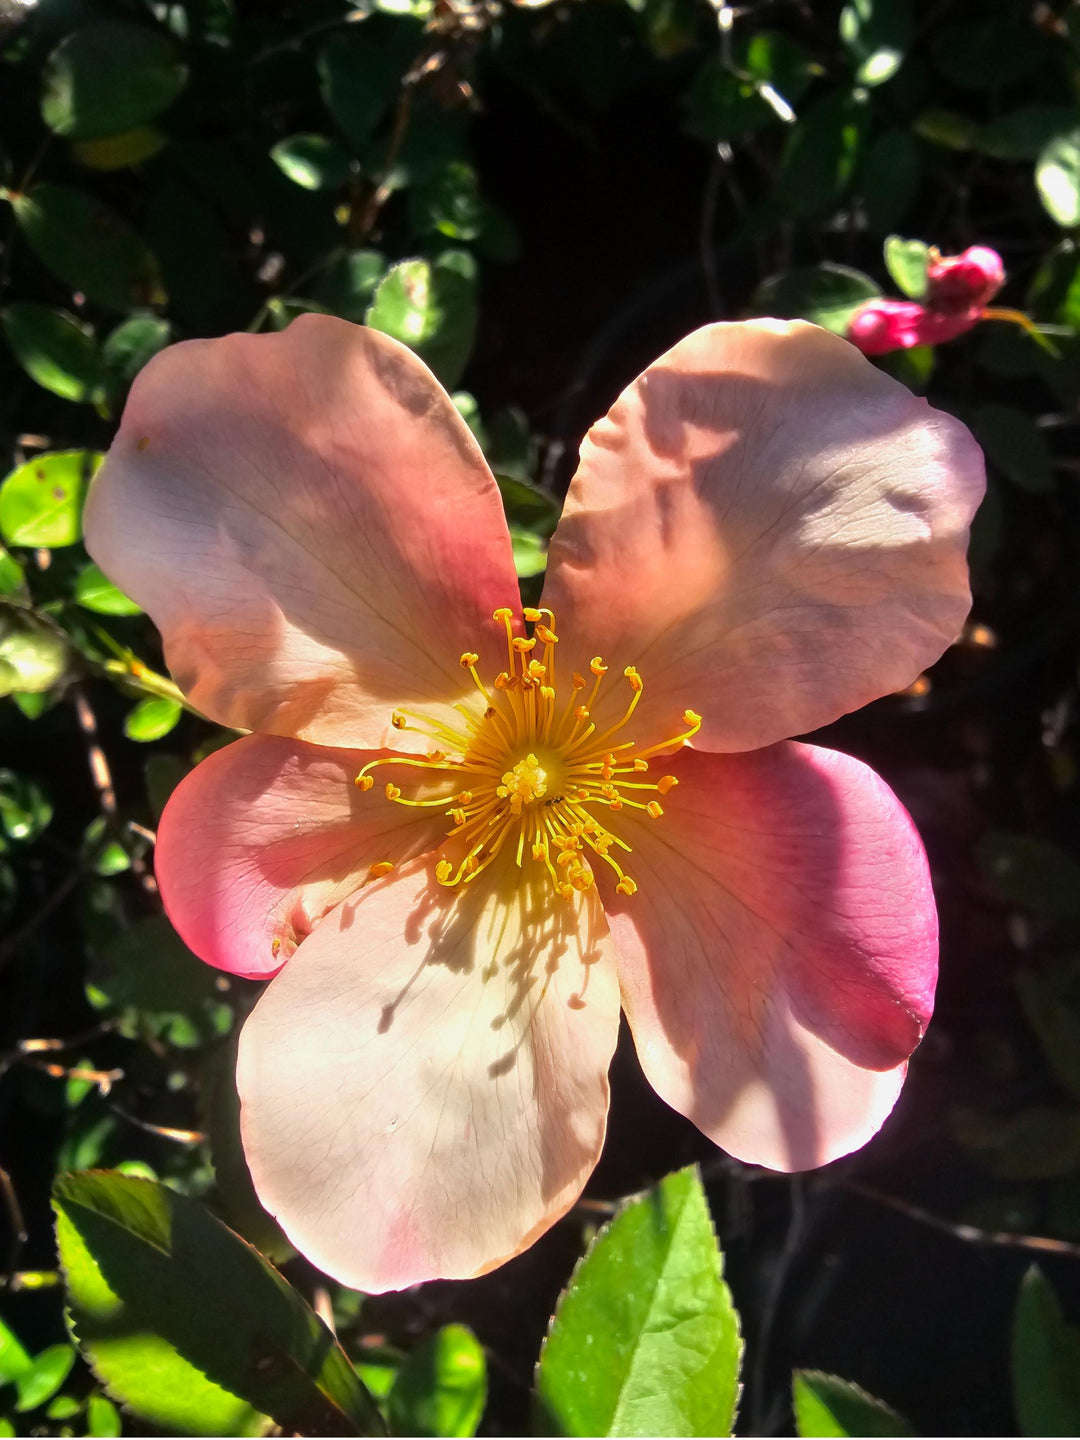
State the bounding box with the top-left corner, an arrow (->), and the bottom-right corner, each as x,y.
646,801 -> 664,819
590,657 -> 607,675
540,685 -> 555,701
484,706 -> 497,719
535,624 -> 558,645
492,607 -> 514,623
527,660 -> 547,681
523,607 -> 543,623
572,673 -> 587,690
616,876 -> 638,896
385,783 -> 401,801
532,841 -> 545,860
457,790 -> 474,804
657,775 -> 678,794
391,713 -> 406,729
449,807 -> 467,826
494,672 -> 510,690
436,859 -> 453,882
355,773 -> 374,792
369,861 -> 394,878
459,651 -> 479,668
634,758 -> 649,771
608,798 -> 623,811
624,666 -> 643,692
683,708 -> 702,727
512,636 -> 536,653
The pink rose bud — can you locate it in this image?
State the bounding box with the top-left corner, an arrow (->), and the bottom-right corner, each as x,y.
846,298 -> 927,355
926,245 -> 1005,312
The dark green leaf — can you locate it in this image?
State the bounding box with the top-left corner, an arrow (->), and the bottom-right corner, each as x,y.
366,252 -> 478,388
839,0 -> 911,87
497,474 -> 559,538
270,134 -> 352,191
14,1345 -> 76,1413
912,108 -> 977,151
775,90 -> 867,217
883,236 -> 929,299
1,304 -> 101,402
792,1372 -> 914,1437
123,696 -> 182,742
685,33 -> 815,142
535,1166 -> 742,1437
101,314 -> 171,387
72,125 -> 167,171
388,1326 -> 486,1437
1013,1267 -> 1080,1436
41,20 -> 187,140
0,450 -> 101,547
74,563 -> 142,616
1017,960 -> 1080,1102
954,1104 -> 1080,1180
54,1171 -> 385,1436
750,263 -> 880,334
13,185 -> 165,313
969,406 -> 1054,494
313,250 -> 387,322
859,129 -> 922,234
410,162 -> 485,242
977,106 -> 1080,161
1037,129 -> 1080,229
978,832 -> 1080,915
318,23 -> 420,149
0,769 -> 52,843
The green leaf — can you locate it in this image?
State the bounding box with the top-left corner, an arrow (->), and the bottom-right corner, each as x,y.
509,527 -> 547,578
1,304 -> 101,402
270,134 -> 352,191
388,1326 -> 486,1437
978,831 -> 1080,919
750,263 -> 880,335
82,817 -> 134,878
14,1344 -> 76,1413
912,108 -> 977,151
89,913 -> 240,1049
410,162 -> 486,242
0,450 -> 102,547
534,1166 -> 742,1437
497,474 -> 560,538
13,185 -> 165,313
932,18 -> 1045,90
123,695 -> 182,742
45,1394 -> 81,1419
775,89 -> 866,218
41,20 -> 187,141
366,252 -> 478,389
792,1372 -> 914,1437
883,236 -> 929,299
101,314 -> 171,387
953,1104 -> 1080,1180
977,106 -> 1080,162
0,1315 -> 32,1383
685,33 -> 816,141
0,769 -> 52,843
318,23 -> 421,149
72,125 -> 168,172
0,619 -> 68,697
1037,129 -> 1080,229
969,405 -> 1054,494
839,0 -> 911,87
1017,960 -> 1080,1102
313,249 -> 387,322
1013,1267 -> 1080,1436
74,563 -> 142,616
87,1392 -> 121,1436
54,1171 -> 385,1437
0,545 -> 25,598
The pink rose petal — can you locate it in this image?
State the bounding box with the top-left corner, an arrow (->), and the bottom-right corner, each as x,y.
156,734 -> 448,978
542,320 -> 984,753
84,317 -> 519,749
237,858 -> 620,1290
602,741 -> 937,1170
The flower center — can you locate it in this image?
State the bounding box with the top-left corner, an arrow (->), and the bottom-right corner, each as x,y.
353,606 -> 701,900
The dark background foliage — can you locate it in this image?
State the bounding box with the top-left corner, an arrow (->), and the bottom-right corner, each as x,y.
2,0 -> 1080,1434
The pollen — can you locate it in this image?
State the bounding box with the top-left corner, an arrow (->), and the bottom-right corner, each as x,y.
352,605 -> 702,900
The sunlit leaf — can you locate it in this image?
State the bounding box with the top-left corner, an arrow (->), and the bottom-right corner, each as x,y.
535,1166 -> 742,1437
123,695 -> 182,742
74,563 -> 142,616
1,304 -> 101,402
388,1326 -> 486,1437
883,236 -> 929,299
366,252 -> 478,388
1037,129 -> 1080,229
0,619 -> 68,697
14,1344 -> 76,1413
54,1171 -> 385,1436
839,0 -> 911,87
0,451 -> 102,547
792,1372 -> 914,1437
270,134 -> 352,191
750,264 -> 880,335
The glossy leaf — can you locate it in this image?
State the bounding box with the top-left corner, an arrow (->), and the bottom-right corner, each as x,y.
792,1372 -> 914,1437
535,1166 -> 742,1437
883,236 -> 929,299
101,314 -> 171,387
41,20 -> 187,140
87,1392 -> 122,1436
750,263 -> 880,335
388,1326 -> 486,1437
0,619 -> 68,697
13,185 -> 165,313
270,134 -> 352,191
54,1171 -> 386,1437
366,251 -> 478,388
123,695 -> 182,742
0,451 -> 102,548
1037,129 -> 1080,229
776,90 -> 866,217
1013,1267 -> 1080,1436
1,304 -> 101,402
74,563 -> 142,616
14,1344 -> 75,1413
0,769 -> 52,843
0,1315 -> 32,1384
839,0 -> 911,87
